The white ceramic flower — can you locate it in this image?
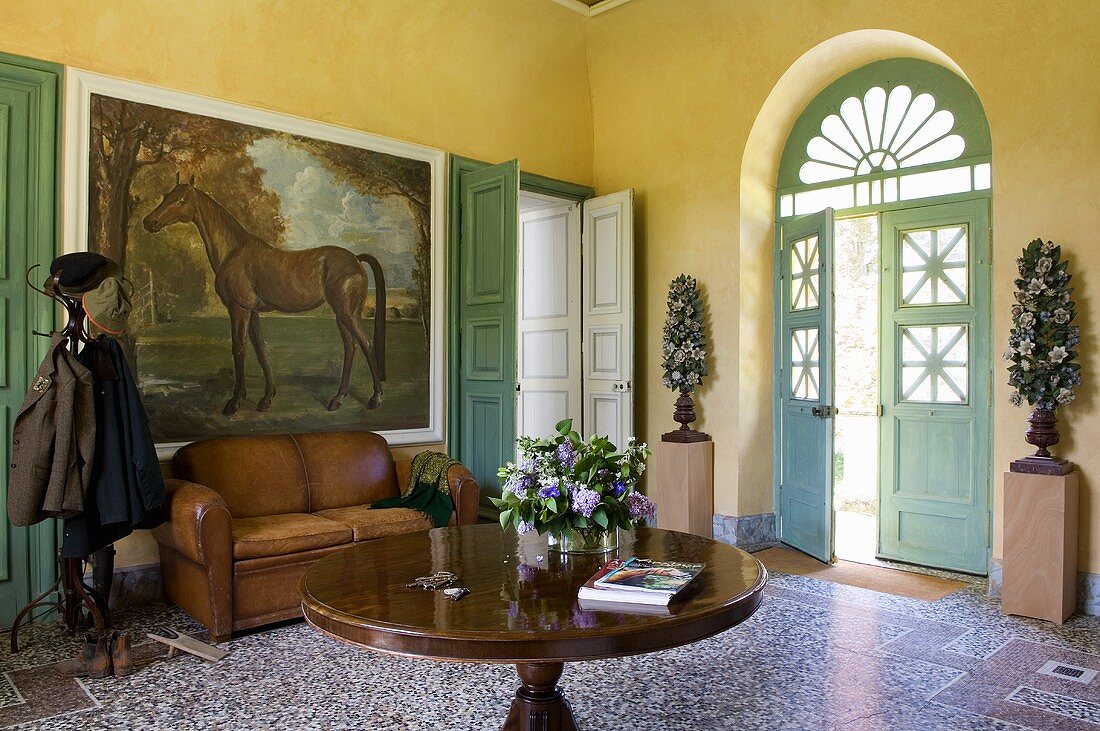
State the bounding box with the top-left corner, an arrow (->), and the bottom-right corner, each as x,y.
1027,279 -> 1044,293
1056,387 -> 1075,405
1048,346 -> 1069,363
1009,392 -> 1024,407
1036,257 -> 1053,274
1018,312 -> 1035,329
1017,340 -> 1035,355
1054,308 -> 1071,324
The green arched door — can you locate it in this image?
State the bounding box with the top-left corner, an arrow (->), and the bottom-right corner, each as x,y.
774,58 -> 992,574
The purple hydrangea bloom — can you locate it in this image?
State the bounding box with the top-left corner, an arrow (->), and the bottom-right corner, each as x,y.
519,457 -> 538,473
555,440 -> 578,468
509,475 -> 535,497
610,480 -> 627,497
570,486 -> 601,518
538,482 -> 561,499
626,492 -> 657,522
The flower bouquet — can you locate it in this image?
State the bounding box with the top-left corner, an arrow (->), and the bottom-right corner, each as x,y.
1004,238 -> 1080,474
661,274 -> 710,442
492,419 -> 654,553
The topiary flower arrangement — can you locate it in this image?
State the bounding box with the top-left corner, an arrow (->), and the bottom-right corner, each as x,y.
1004,238 -> 1080,472
661,274 -> 710,442
493,419 -> 653,553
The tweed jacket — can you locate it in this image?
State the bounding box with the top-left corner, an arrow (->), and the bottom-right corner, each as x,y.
7,334 -> 95,526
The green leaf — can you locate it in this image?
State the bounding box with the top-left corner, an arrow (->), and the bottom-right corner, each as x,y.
592,509 -> 608,528
499,509 -> 513,529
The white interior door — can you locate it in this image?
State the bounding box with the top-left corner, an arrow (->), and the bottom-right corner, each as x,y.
517,203 -> 582,438
581,189 -> 635,444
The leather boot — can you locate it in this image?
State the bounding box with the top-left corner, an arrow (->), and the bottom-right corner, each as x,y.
110,631 -> 133,677
55,633 -> 112,679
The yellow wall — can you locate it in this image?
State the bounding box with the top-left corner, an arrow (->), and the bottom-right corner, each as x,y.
586,0 -> 1100,571
0,0 -> 593,567
0,0 -> 593,183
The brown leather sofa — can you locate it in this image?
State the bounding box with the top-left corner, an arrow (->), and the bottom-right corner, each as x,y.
151,431 -> 478,641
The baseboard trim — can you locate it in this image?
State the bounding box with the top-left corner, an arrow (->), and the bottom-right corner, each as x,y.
713,512 -> 776,549
1079,572 -> 1100,616
109,562 -> 162,609
987,557 -> 1003,598
989,558 -> 1100,617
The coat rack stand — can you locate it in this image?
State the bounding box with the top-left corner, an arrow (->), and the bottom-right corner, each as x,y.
10,268 -> 110,652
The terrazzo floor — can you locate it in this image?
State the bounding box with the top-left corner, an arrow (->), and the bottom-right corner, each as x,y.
3,567 -> 1100,730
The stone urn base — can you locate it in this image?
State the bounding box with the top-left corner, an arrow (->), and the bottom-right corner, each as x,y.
662,392 -> 710,443
1010,407 -> 1073,475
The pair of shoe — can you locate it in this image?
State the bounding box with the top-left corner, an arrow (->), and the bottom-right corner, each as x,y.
54,631 -> 133,679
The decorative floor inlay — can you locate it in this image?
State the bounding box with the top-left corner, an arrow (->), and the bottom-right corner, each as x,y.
0,675 -> 22,710
1006,685 -> 1100,725
4,567 -> 1100,729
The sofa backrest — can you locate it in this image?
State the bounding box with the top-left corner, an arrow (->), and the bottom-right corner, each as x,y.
173,435 -> 309,518
172,431 -> 400,517
293,431 -> 400,511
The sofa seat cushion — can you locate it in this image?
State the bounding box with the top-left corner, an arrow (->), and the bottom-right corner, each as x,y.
314,505 -> 433,541
231,513 -> 352,560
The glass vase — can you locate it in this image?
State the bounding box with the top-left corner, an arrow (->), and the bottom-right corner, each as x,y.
548,527 -> 618,554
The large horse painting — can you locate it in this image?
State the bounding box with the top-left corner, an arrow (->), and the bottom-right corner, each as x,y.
77,73 -> 444,445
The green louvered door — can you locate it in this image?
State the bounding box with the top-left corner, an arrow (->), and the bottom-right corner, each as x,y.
879,200 -> 990,573
455,160 -> 518,516
778,208 -> 835,562
0,55 -> 61,627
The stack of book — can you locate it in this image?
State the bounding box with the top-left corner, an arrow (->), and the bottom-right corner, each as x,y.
577,557 -> 705,612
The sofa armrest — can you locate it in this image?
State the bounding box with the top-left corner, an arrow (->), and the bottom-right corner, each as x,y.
151,478 -> 233,566
447,464 -> 479,526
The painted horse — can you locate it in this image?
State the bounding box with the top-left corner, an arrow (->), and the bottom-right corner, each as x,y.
143,173 -> 386,415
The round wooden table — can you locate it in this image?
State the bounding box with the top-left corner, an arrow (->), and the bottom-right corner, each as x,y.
300,524 -> 767,730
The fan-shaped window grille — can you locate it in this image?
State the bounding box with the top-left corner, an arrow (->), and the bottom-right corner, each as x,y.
778,59 -> 992,219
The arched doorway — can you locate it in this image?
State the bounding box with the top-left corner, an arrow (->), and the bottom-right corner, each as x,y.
773,58 -> 992,573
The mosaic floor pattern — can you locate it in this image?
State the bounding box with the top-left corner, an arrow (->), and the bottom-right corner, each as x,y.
3,568 -> 1100,729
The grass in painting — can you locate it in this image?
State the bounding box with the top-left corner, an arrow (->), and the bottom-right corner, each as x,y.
136,315 -> 429,443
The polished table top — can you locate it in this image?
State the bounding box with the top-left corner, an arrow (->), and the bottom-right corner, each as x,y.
301,524 -> 768,664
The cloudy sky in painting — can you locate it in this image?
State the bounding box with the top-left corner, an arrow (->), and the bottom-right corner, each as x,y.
248,137 -> 418,289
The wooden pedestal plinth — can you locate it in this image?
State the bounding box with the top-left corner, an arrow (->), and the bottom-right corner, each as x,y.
652,441 -> 714,538
1002,470 -> 1079,624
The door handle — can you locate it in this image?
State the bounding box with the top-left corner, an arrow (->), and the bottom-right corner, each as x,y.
811,405 -> 838,419
612,381 -> 632,393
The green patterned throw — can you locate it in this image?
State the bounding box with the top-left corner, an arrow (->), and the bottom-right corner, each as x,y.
371,451 -> 459,528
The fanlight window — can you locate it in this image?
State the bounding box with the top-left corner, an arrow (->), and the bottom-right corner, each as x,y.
778,61 -> 991,219
799,86 -> 965,185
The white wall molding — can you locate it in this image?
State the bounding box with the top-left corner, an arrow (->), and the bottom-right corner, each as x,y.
547,0 -> 636,18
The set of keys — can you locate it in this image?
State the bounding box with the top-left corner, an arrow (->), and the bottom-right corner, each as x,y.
406,571 -> 470,602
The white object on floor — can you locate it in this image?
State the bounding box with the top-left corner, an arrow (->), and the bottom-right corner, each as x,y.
147,627 -> 228,662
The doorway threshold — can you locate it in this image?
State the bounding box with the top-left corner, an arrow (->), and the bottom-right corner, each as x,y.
756,546 -> 973,601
